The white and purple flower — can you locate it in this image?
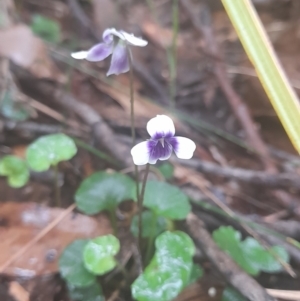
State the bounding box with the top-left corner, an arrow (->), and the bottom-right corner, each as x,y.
71,28 -> 148,76
131,115 -> 196,165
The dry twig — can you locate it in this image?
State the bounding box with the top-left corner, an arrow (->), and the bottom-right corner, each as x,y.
182,159 -> 300,191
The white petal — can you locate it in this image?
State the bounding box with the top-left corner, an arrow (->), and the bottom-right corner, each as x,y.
102,28 -> 115,43
119,30 -> 148,46
147,115 -> 175,138
148,157 -> 158,164
105,28 -> 125,41
172,137 -> 196,159
71,51 -> 88,59
131,141 -> 150,165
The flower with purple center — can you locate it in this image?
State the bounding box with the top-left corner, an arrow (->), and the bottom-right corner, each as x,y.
131,115 -> 196,165
71,28 -> 148,76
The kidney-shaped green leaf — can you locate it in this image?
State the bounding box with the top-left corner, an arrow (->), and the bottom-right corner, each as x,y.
83,235 -> 120,275
68,282 -> 104,301
0,155 -> 29,188
131,231 -> 195,301
158,163 -> 174,180
213,226 -> 289,276
26,133 -> 77,171
75,171 -> 135,215
141,181 -> 191,220
59,240 -> 96,287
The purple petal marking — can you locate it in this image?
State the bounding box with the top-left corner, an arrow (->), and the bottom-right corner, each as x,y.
152,132 -> 174,140
148,139 -> 172,164
167,137 -> 178,151
107,41 -> 129,76
86,42 -> 113,62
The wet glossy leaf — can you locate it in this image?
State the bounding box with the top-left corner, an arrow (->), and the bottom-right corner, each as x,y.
213,226 -> 289,275
157,163 -> 174,180
222,287 -> 247,301
68,282 -> 104,301
83,235 -> 120,275
75,172 -> 135,215
59,240 -> 96,287
26,133 -> 77,171
131,231 -> 195,301
31,15 -> 60,43
130,211 -> 168,238
142,181 -> 191,219
0,155 -> 29,188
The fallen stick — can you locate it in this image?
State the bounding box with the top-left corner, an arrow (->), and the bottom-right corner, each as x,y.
266,289 -> 300,301
182,159 -> 300,191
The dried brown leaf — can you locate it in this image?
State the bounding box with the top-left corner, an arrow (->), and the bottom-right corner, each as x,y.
0,202 -> 112,277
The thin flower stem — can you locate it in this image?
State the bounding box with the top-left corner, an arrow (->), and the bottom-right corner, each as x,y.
126,47 -> 136,146
168,0 -> 179,106
126,45 -> 142,253
137,163 -> 150,248
53,164 -> 61,207
145,212 -> 157,265
126,47 -> 140,192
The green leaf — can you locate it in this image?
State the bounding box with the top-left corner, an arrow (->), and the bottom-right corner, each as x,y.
212,226 -> 253,273
68,282 -> 104,301
26,133 -> 77,171
155,230 -> 195,262
0,90 -> 30,121
31,14 -> 61,43
241,238 -> 289,273
130,211 -> 168,238
83,235 -> 120,275
187,264 -> 204,286
213,226 -> 289,275
0,155 -> 29,188
222,287 -> 247,301
131,231 -> 195,301
59,240 -> 96,287
75,171 -> 135,215
157,163 -> 174,180
141,181 -> 191,220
